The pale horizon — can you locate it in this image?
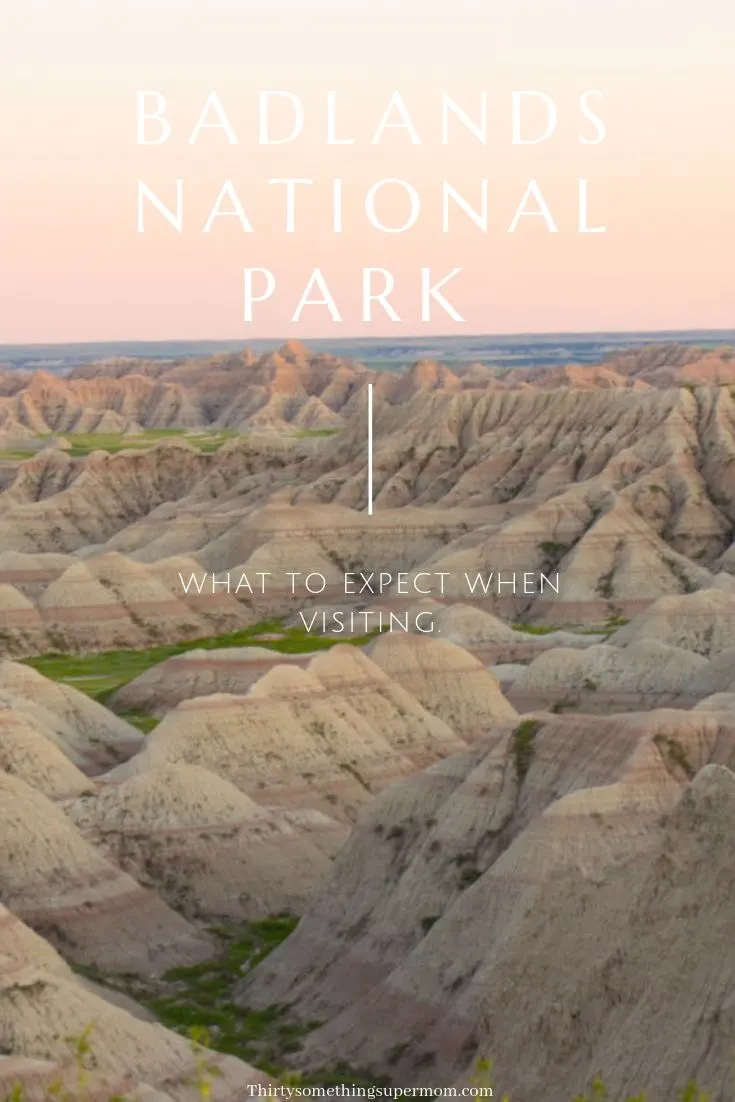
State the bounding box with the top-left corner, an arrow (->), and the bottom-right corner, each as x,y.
4,324 -> 735,353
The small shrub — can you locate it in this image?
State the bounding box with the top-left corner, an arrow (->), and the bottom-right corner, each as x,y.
678,1081 -> 711,1101
387,1042 -> 409,1065
512,719 -> 540,783
664,556 -> 697,595
572,1075 -> 608,1101
597,570 -> 614,600
538,540 -> 570,559
654,734 -> 695,780
455,851 -> 477,866
550,699 -> 572,714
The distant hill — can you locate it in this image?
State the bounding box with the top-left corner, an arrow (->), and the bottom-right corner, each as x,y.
2,329 -> 735,372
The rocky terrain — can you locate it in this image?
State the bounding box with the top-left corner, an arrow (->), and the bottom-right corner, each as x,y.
0,631 -> 517,1095
240,724 -> 735,1101
2,337 -> 735,437
3,340 -> 735,1099
2,341 -> 735,654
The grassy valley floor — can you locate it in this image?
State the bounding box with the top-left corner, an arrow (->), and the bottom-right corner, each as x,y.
0,427 -> 340,460
73,916 -> 390,1088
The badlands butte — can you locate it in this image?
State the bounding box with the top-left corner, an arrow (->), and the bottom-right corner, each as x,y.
5,339 -> 735,1099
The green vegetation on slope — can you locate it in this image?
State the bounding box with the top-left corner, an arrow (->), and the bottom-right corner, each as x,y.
0,426 -> 343,462
23,620 -> 380,722
512,718 -> 540,784
143,916 -> 310,1069
64,429 -> 238,457
0,1022 -> 224,1102
71,916 -> 304,1069
0,429 -> 239,462
72,916 -> 389,1087
112,709 -> 160,734
290,428 -> 341,439
512,622 -> 558,635
0,1016 -> 716,1101
513,618 -> 629,637
1,919 -> 718,1100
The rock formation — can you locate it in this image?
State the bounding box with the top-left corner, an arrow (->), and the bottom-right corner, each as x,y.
238,710 -> 735,1099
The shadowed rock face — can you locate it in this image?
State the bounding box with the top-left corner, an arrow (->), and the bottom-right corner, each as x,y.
472,764 -> 735,1102
237,710 -> 735,1097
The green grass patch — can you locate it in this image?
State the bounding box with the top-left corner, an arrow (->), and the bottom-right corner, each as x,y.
74,917 -> 304,1070
62,429 -> 239,458
512,622 -> 557,635
70,916 -> 390,1084
8,427 -> 340,461
115,709 -> 160,734
511,622 -> 628,637
2,429 -> 242,460
48,672 -> 124,698
24,618 -> 380,703
290,428 -> 341,439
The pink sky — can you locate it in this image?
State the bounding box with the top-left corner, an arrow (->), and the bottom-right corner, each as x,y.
1,0 -> 733,342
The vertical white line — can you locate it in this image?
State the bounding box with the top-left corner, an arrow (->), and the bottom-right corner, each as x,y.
367,383 -> 373,516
